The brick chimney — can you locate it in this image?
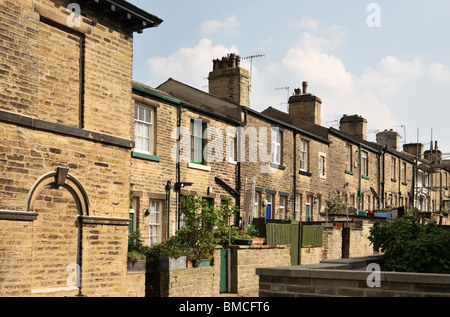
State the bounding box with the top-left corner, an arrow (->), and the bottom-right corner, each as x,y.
403,143 -> 424,158
208,53 -> 250,107
288,82 -> 322,125
376,129 -> 400,151
339,114 -> 367,141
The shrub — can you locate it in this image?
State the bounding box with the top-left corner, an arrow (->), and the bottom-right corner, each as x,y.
326,191 -> 349,214
369,217 -> 450,273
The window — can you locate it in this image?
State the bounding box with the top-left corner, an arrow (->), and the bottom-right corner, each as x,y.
306,196 -> 312,221
401,162 -> 407,183
148,200 -> 162,246
191,119 -> 205,164
319,154 -> 326,177
135,104 -> 155,154
345,145 -> 352,171
227,134 -> 237,163
279,196 -> 286,220
253,192 -> 260,219
362,151 -> 368,177
300,140 -> 309,172
295,194 -> 301,220
271,128 -> 282,165
391,157 -> 396,179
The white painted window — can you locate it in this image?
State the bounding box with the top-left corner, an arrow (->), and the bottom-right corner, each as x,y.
300,140 -> 309,172
148,200 -> 162,246
271,128 -> 282,165
134,104 -> 154,154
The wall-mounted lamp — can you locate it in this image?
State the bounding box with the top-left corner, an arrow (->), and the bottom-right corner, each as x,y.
174,182 -> 194,191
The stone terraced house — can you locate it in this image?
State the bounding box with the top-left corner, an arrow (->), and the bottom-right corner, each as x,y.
1,0 -> 449,297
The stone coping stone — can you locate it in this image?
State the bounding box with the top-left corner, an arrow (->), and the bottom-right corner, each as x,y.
256,255 -> 450,285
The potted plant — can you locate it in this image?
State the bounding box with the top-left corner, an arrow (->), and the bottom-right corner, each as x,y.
247,224 -> 266,245
127,230 -> 148,271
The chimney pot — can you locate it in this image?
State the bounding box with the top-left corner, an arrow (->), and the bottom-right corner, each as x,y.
302,81 -> 308,94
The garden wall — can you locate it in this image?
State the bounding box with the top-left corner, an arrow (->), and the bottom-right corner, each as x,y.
160,245 -> 291,297
256,256 -> 450,297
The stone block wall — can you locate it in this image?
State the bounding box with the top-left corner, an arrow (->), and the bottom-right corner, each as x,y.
0,0 -> 138,297
160,245 -> 291,297
257,256 -> 450,297
229,245 -> 291,297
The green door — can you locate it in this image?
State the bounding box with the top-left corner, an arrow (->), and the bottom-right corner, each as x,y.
219,249 -> 228,293
306,204 -> 311,222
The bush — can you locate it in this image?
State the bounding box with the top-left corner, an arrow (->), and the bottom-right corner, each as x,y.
369,217 -> 450,273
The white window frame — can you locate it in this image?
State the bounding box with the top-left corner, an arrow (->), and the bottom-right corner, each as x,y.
295,194 -> 301,220
134,104 -> 155,155
300,140 -> 309,172
345,144 -> 352,171
391,157 -> 396,179
319,152 -> 326,178
279,196 -> 286,220
271,128 -> 282,165
253,192 -> 260,218
148,200 -> 162,246
362,151 -> 368,177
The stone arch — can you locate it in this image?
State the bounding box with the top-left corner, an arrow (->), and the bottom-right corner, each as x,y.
26,167 -> 89,295
27,167 -> 90,216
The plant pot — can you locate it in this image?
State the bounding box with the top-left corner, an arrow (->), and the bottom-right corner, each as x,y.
186,259 -> 194,268
252,238 -> 266,245
235,239 -> 253,245
159,256 -> 187,270
194,259 -> 211,267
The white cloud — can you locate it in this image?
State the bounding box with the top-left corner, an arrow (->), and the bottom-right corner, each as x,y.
146,38 -> 239,89
428,63 -> 450,83
200,14 -> 240,35
291,18 -> 320,30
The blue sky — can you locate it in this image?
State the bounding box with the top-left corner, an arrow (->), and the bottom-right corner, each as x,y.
129,0 -> 450,154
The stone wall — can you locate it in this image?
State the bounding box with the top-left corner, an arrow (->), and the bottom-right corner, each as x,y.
160,245 -> 291,297
257,256 -> 450,297
229,245 -> 291,297
0,0 -> 140,297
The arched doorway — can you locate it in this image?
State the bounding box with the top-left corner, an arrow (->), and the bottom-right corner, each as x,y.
27,167 -> 89,296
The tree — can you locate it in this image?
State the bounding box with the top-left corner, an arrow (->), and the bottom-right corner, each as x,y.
326,191 -> 349,214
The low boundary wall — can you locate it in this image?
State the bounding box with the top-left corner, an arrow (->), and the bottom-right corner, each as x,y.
256,256 -> 450,297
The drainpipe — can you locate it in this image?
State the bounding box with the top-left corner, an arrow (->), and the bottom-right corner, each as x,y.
237,108 -> 248,225
358,144 -> 362,209
176,103 -> 182,230
165,181 -> 173,239
293,131 -> 297,219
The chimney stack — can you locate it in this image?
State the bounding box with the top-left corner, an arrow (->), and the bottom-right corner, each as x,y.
403,143 -> 424,159
376,129 -> 400,151
288,82 -> 322,125
339,115 -> 368,141
208,53 -> 250,107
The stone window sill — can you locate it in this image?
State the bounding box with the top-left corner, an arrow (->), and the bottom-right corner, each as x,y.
188,162 -> 211,172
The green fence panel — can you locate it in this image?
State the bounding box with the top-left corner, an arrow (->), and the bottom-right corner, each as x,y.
301,225 -> 323,247
266,222 -> 301,265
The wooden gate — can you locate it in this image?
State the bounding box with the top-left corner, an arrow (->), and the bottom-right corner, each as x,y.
219,249 -> 228,293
